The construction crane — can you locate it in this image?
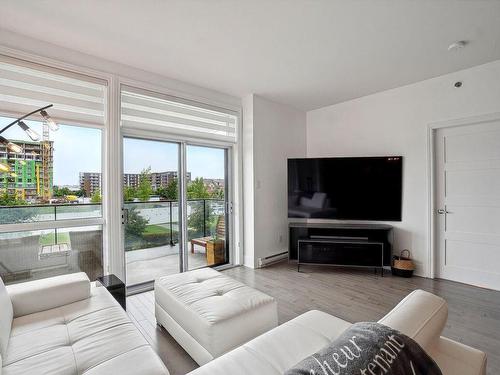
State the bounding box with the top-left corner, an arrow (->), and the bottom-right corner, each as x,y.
40,120 -> 53,202
34,119 -> 55,203
0,104 -> 56,203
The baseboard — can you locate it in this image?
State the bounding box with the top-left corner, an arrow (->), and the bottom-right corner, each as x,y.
257,251 -> 288,268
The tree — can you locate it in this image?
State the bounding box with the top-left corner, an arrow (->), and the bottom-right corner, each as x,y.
157,178 -> 178,200
53,186 -> 72,197
0,191 -> 23,206
186,178 -> 210,238
187,200 -> 206,238
74,189 -> 86,197
125,207 -> 149,237
137,167 -> 152,202
210,185 -> 224,199
187,178 -> 210,199
123,186 -> 137,202
90,189 -> 102,203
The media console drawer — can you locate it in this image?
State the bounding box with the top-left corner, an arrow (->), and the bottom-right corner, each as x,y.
297,239 -> 384,274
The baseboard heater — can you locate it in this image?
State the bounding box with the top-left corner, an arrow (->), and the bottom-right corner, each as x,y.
258,251 -> 288,268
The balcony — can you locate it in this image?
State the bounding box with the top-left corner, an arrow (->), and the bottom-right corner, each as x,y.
124,199 -> 226,286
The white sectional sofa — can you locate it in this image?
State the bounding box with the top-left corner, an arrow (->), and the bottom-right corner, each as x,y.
188,289 -> 487,375
0,273 -> 169,375
0,272 -> 487,375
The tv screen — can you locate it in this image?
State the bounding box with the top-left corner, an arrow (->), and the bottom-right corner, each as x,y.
288,156 -> 402,221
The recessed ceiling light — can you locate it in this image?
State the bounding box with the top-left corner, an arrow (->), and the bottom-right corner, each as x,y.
448,40 -> 468,51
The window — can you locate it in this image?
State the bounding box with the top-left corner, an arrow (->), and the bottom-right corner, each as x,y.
0,118 -> 102,219
0,55 -> 107,284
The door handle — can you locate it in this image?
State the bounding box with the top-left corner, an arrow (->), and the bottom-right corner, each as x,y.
437,208 -> 450,215
122,208 -> 129,224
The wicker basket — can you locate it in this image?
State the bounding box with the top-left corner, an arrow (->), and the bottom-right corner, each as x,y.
391,249 -> 415,277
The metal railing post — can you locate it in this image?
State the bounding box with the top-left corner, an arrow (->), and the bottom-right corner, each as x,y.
169,201 -> 174,246
203,199 -> 207,237
54,205 -> 57,244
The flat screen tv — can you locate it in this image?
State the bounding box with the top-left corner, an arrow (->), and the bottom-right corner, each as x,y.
288,156 -> 402,221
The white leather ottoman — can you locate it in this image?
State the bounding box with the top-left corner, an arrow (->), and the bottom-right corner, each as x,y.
154,268 -> 278,365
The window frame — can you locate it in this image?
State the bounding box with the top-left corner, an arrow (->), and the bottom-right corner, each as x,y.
0,53 -> 112,278
0,47 -> 243,283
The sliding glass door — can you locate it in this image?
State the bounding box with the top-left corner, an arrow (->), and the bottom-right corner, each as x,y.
122,138 -> 231,287
186,145 -> 229,270
123,137 -> 180,286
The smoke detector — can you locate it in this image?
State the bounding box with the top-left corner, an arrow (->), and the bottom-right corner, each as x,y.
448,41 -> 468,51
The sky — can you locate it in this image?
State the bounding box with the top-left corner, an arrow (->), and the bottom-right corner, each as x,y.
123,138 -> 225,179
0,117 -> 225,186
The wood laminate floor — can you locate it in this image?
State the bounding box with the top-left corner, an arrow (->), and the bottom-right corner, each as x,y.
127,262 -> 500,374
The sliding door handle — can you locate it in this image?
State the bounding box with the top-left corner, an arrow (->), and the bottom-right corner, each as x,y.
122,208 -> 129,224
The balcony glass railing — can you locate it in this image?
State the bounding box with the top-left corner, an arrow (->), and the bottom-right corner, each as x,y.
0,203 -> 104,285
124,198 -> 226,286
123,198 -> 225,252
0,199 -> 226,286
0,225 -> 103,285
0,203 -> 102,225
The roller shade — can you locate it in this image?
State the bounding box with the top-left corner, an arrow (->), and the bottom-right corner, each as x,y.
121,86 -> 238,143
0,55 -> 107,126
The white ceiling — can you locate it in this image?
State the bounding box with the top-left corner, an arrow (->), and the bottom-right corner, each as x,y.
1,0 -> 500,110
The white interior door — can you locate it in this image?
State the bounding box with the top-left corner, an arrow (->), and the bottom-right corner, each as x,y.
435,117 -> 500,291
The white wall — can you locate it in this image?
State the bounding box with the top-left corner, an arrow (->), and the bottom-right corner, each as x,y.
306,59 -> 500,277
243,95 -> 307,268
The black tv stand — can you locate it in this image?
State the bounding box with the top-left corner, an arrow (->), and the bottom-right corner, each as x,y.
289,223 -> 394,273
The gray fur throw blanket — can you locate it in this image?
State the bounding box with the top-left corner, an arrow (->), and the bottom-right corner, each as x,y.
285,322 -> 442,375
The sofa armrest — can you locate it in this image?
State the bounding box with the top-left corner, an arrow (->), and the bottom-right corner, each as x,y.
378,289 -> 448,350
6,272 -> 91,317
427,336 -> 487,375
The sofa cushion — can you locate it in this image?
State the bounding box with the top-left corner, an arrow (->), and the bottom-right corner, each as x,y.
187,310 -> 352,375
84,346 -> 168,375
6,273 -> 90,318
2,283 -> 169,375
378,289 -> 447,350
0,277 -> 13,358
2,346 -> 77,375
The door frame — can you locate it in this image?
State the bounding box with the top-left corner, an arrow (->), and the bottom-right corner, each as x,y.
183,142 -> 234,270
120,128 -> 236,286
427,111 -> 500,279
